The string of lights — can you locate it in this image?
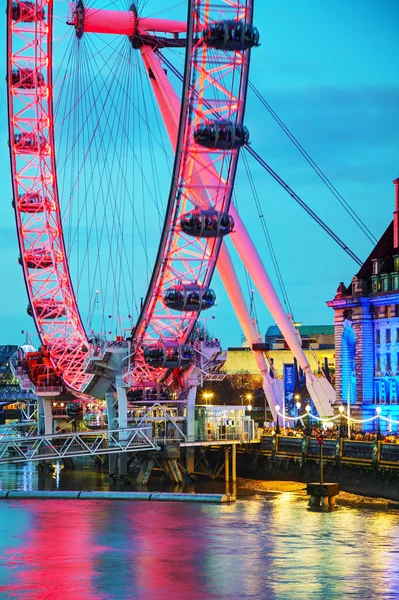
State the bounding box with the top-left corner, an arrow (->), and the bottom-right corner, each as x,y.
274,405 -> 399,426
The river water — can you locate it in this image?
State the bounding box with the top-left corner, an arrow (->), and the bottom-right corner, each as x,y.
0,464 -> 398,600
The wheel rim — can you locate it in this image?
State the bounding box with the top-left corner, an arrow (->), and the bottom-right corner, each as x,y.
8,0 -> 254,394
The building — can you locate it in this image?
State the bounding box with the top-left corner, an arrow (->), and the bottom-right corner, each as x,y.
327,178 -> 399,430
264,325 -> 334,350
224,346 -> 335,378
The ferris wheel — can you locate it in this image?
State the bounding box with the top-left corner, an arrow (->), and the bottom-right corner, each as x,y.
7,0 -> 335,417
7,0 -> 260,389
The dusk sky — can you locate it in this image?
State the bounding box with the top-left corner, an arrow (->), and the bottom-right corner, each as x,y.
0,0 -> 398,349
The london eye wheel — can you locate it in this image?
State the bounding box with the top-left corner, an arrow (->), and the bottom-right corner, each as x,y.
7,0 -> 258,396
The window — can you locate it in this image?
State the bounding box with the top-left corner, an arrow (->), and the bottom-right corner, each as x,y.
376,354 -> 381,371
386,353 -> 391,372
396,329 -> 399,343
385,305 -> 392,318
394,255 -> 399,272
383,277 -> 391,293
376,330 -> 380,345
386,329 -> 391,344
372,259 -> 382,275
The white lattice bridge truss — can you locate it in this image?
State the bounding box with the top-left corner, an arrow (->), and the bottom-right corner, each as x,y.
0,427 -> 158,464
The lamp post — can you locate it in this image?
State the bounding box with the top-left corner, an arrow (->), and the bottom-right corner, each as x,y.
347,398 -> 351,440
275,404 -> 281,434
203,391 -> 214,405
376,405 -> 382,440
305,404 -> 311,436
339,405 -> 345,438
295,400 -> 301,429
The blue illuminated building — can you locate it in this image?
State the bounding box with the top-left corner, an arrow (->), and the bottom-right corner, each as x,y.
327,178 -> 399,432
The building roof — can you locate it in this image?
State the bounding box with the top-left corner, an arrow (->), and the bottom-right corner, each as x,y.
265,325 -> 334,337
356,221 -> 394,280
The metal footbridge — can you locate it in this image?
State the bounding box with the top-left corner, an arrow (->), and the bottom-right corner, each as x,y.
0,427 -> 158,464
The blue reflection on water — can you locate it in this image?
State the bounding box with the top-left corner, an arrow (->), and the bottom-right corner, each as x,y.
0,488 -> 398,600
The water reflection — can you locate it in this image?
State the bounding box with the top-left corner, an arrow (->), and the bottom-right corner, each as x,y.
0,469 -> 398,600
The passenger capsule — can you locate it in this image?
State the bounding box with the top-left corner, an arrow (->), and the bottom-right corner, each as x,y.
17,192 -> 48,213
27,298 -> 66,319
144,342 -> 194,369
11,68 -> 45,89
23,247 -> 54,269
36,371 -> 62,387
163,284 -> 216,312
202,20 -> 259,51
66,402 -> 84,420
11,1 -> 45,22
180,209 -> 234,238
14,132 -> 48,154
194,120 -> 249,150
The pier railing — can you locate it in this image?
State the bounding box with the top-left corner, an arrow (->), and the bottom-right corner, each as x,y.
258,435 -> 399,468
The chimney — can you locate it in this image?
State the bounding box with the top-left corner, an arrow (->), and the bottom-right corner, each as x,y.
394,178 -> 399,249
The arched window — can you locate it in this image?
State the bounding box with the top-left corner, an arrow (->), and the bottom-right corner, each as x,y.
341,326 -> 356,404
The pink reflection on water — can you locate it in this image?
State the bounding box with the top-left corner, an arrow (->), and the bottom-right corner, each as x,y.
127,502 -> 212,600
1,500 -> 110,600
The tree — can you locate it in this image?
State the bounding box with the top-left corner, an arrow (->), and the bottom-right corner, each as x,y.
209,370 -> 264,405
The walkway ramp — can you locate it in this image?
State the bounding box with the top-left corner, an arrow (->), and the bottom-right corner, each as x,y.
0,427 -> 158,464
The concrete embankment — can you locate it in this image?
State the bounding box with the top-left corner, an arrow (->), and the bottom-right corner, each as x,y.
0,490 -> 235,503
236,451 -> 399,502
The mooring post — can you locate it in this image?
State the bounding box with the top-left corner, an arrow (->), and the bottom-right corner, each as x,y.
320,439 -> 324,485
231,443 -> 236,482
225,447 -> 230,483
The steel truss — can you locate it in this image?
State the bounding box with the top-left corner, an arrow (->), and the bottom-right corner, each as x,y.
0,426 -> 158,464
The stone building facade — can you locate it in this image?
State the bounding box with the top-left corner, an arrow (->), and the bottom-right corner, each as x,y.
327,179 -> 399,430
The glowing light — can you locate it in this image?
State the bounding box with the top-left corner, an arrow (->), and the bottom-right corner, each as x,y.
376,406 -> 382,415
339,405 -> 345,414
275,405 -> 280,412
305,405 -> 311,413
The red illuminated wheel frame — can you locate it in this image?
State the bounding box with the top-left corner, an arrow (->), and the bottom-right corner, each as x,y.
7,0 -> 255,394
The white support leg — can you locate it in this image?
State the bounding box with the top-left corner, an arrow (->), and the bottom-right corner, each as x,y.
38,397 -> 52,435
105,391 -> 117,476
186,381 -> 197,444
217,243 -> 281,421
185,375 -> 198,474
228,208 -> 335,417
139,49 -> 334,417
116,374 -> 128,476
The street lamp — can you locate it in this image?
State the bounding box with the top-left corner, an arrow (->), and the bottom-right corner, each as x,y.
275,404 -> 281,434
305,404 -> 311,436
338,405 -> 345,438
203,391 -> 214,404
376,405 -> 382,440
295,401 -> 301,430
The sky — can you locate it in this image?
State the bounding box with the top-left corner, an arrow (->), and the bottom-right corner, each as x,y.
0,0 -> 398,349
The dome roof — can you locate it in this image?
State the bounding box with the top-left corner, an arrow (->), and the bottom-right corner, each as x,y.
19,344 -> 36,354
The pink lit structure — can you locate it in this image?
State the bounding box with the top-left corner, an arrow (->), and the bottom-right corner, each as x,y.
8,0 -> 334,419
